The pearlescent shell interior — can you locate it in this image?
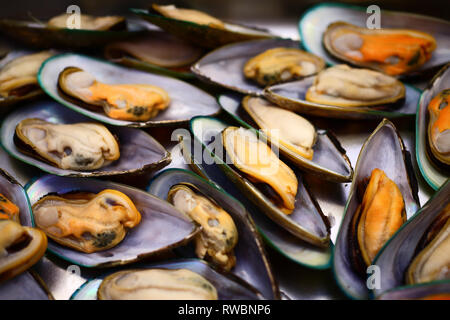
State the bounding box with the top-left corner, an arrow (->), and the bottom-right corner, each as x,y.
0,271 -> 51,300
333,119 -> 420,300
0,100 -> 170,177
264,76 -> 421,119
298,3 -> 450,75
0,169 -> 33,226
147,168 -> 278,299
38,53 -> 220,127
190,116 -> 330,247
416,63 -> 450,190
26,175 -> 199,267
372,180 -> 450,297
377,281 -> 450,300
218,92 -> 353,182
192,38 -> 303,96
71,259 -> 262,300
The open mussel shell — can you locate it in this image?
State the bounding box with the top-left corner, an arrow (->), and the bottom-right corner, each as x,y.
263,75 -> 421,119
372,179 -> 449,298
298,3 -> 450,77
192,38 -> 304,96
71,259 -> 263,300
175,132 -> 333,269
104,31 -> 204,80
0,51 -> 45,114
190,116 -> 331,247
0,168 -> 33,226
25,175 -> 199,267
38,53 -> 220,127
218,92 -> 353,182
416,63 -> 450,190
0,100 -> 170,177
377,281 -> 450,300
333,119 -> 420,299
147,168 -> 279,299
0,271 -> 53,300
0,18 -> 146,49
131,8 -> 273,49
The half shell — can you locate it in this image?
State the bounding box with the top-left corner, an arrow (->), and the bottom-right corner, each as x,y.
0,17 -> 146,49
1,100 -> 170,177
322,22 -> 436,76
26,174 -> 200,267
416,63 -> 450,190
0,271 -> 52,300
377,281 -> 450,300
218,93 -> 353,182
104,31 -> 204,79
38,53 -> 220,127
333,119 -> 420,299
71,259 -> 262,300
192,38 -> 311,96
132,7 -> 273,49
264,72 -> 421,119
373,179 -> 449,297
190,116 -> 331,247
148,168 -> 279,299
298,3 -> 450,77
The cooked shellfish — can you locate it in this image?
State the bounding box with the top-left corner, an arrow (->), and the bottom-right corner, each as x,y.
151,4 -> 225,29
15,118 -> 120,171
406,203 -> 449,284
47,13 -> 125,31
57,66 -> 170,121
32,189 -> 141,253
222,126 -> 298,214
0,220 -> 47,282
0,193 -> 19,222
306,65 -> 405,107
351,168 -> 406,268
167,184 -> 238,271
242,96 -> 316,160
243,48 -> 325,86
427,89 -> 450,166
0,51 -> 53,98
98,268 -> 218,300
323,22 -> 437,76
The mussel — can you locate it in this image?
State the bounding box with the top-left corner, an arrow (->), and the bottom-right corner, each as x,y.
0,51 -> 53,99
305,65 -> 405,108
26,175 -> 199,267
98,268 -> 218,300
2,100 -> 170,178
243,47 -> 325,86
427,89 -> 450,167
58,66 -> 170,121
405,203 -> 449,285
151,4 -> 225,29
168,183 -> 238,271
15,118 -> 120,171
323,22 -> 436,76
333,119 -> 420,299
71,259 -> 263,300
32,189 -> 142,253
0,219 -> 47,283
47,13 -> 125,31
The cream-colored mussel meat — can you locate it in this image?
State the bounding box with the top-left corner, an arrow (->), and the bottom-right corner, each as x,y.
242,96 -> 316,160
15,119 -> 120,171
98,268 -> 218,300
306,65 -> 405,107
0,51 -> 53,98
168,184 -> 238,271
222,127 -> 298,214
47,14 -> 125,31
152,4 -> 225,29
406,203 -> 450,284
